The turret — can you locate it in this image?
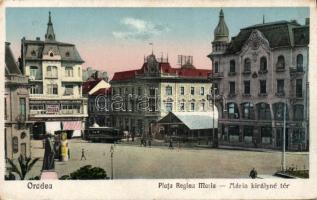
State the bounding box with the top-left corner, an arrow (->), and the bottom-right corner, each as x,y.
212,9 -> 229,53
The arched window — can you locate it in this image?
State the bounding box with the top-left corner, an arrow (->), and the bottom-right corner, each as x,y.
49,52 -> 54,57
214,61 -> 219,73
12,136 -> 18,153
277,55 -> 285,70
293,104 -> 304,121
230,60 -> 235,73
165,86 -> 172,95
273,102 -> 288,120
260,57 -> 267,72
241,102 -> 255,119
227,102 -> 239,119
31,50 -> 36,56
296,54 -> 303,72
244,58 -> 251,72
257,103 -> 271,120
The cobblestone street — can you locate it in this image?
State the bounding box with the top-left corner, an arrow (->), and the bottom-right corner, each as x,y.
23,138 -> 309,179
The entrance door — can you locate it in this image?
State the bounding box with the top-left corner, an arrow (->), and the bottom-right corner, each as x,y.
20,143 -> 26,157
276,128 -> 289,150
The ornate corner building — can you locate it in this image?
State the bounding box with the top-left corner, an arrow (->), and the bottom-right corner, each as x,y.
208,9 -> 309,151
19,12 -> 88,138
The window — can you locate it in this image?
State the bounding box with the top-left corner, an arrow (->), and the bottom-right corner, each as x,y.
191,87 -> 195,95
166,103 -> 173,112
31,50 -> 36,56
137,87 -> 142,96
230,60 -> 235,73
62,104 -> 81,114
166,86 -> 172,95
19,98 -> 26,119
180,86 -> 185,95
244,58 -> 251,72
277,79 -> 284,94
5,98 -> 7,120
201,102 -> 205,111
296,54 -> 303,72
273,103 -> 288,120
191,103 -> 195,111
277,55 -> 285,70
296,79 -> 303,97
228,103 -> 239,119
244,81 -> 250,94
30,104 -> 44,110
30,85 -> 43,94
47,66 -> 57,78
212,83 -> 219,95
241,102 -> 254,119
119,88 -> 122,95
200,87 -> 204,95
229,82 -> 235,94
257,103 -> 271,120
65,67 -> 73,77
65,85 -> 73,95
293,104 -> 304,121
180,102 -> 185,111
49,52 -> 54,57
47,84 -> 58,95
214,61 -> 219,73
65,52 -> 70,57
12,136 -> 18,154
30,66 -> 38,78
260,57 -> 267,72
261,127 -> 272,144
260,80 -> 266,94
244,126 -> 253,137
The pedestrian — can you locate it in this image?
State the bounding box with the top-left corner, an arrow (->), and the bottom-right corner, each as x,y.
140,138 -> 143,146
169,139 -> 173,149
148,139 -> 152,147
81,148 -> 86,160
177,141 -> 180,151
68,148 -> 70,159
249,168 -> 257,179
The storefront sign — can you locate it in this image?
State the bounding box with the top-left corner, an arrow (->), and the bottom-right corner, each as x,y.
46,104 -> 59,113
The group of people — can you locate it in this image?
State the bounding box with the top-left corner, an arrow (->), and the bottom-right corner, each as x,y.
140,138 -> 152,147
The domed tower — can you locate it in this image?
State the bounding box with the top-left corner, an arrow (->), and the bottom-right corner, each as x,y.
212,9 -> 229,53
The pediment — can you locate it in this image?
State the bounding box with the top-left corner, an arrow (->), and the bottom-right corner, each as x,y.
241,29 -> 270,53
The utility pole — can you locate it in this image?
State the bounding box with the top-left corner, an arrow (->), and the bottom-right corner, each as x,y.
213,87 -> 218,148
282,99 -> 287,171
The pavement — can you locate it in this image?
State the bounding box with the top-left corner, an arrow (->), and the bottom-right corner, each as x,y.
8,138 -> 309,179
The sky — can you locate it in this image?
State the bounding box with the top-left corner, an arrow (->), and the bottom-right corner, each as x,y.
6,7 -> 309,78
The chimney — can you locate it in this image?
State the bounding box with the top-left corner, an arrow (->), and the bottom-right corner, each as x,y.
36,37 -> 40,41
305,18 -> 310,25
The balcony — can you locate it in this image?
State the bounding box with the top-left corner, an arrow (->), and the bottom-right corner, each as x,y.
275,92 -> 285,97
5,74 -> 28,85
30,93 -> 84,100
228,72 -> 236,76
276,67 -> 286,72
211,72 -> 224,79
242,70 -> 251,75
228,93 -> 236,98
258,69 -> 268,74
29,109 -> 87,118
258,93 -> 268,97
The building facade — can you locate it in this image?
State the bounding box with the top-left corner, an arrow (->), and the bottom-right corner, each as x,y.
110,54 -> 213,138
208,9 -> 309,151
20,12 -> 88,138
5,42 -> 31,159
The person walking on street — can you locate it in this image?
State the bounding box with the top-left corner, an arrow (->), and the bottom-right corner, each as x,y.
68,148 -> 70,159
169,139 -> 173,149
249,168 -> 257,179
148,139 -> 152,147
81,148 -> 86,160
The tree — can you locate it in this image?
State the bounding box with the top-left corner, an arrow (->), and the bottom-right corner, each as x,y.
6,155 -> 40,180
60,165 -> 109,180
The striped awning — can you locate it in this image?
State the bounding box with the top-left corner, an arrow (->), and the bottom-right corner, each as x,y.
62,121 -> 82,130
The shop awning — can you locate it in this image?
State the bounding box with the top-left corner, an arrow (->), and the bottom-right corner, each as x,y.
62,121 -> 82,130
45,121 -> 61,135
158,112 -> 218,130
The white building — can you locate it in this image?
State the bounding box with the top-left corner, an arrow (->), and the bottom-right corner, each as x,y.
20,12 -> 88,138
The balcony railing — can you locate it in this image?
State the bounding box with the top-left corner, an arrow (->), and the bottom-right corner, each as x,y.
30,109 -> 85,116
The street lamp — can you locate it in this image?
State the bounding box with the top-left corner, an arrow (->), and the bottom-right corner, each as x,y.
110,145 -> 114,179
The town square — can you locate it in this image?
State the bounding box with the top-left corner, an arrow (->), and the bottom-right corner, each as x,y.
4,7 -> 310,180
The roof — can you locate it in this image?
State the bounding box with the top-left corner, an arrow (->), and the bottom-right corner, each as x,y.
91,88 -> 111,96
5,42 -> 21,75
22,39 -> 84,63
226,20 -> 309,54
158,112 -> 218,130
82,78 -> 103,95
111,61 -> 210,81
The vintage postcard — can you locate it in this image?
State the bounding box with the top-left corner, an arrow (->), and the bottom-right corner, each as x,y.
0,0 -> 317,199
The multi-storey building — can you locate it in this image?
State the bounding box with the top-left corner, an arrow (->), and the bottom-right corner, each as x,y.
110,54 -> 212,138
20,12 -> 88,138
5,42 -> 31,159
208,9 -> 309,151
